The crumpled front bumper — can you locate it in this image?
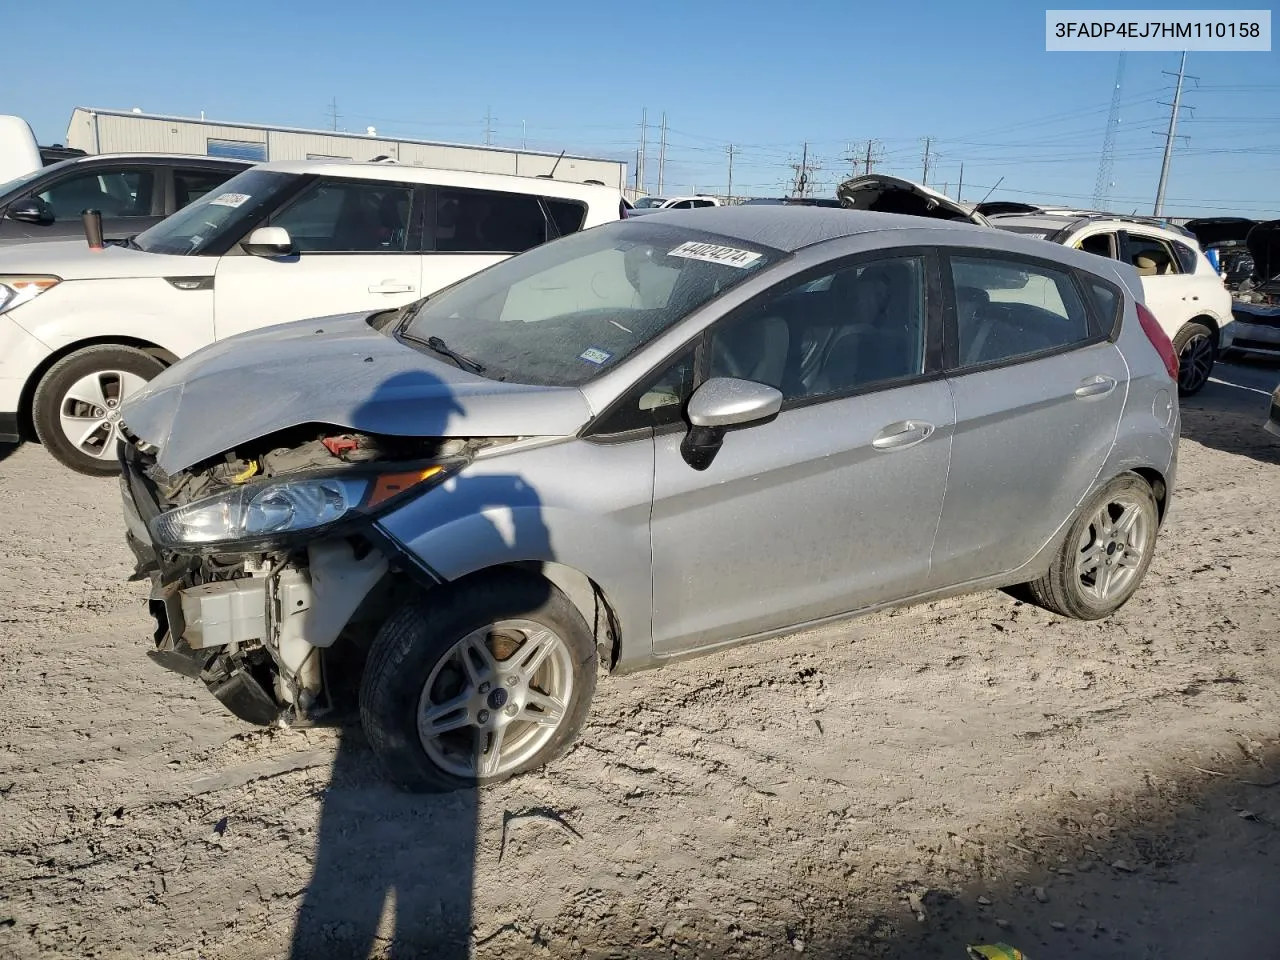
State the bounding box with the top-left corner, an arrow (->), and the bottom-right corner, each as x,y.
118,445 -> 391,725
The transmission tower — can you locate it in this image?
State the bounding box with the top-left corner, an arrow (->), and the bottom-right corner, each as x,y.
1092,52 -> 1126,209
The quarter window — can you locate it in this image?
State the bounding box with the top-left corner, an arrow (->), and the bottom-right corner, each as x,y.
544,198 -> 588,237
1171,240 -> 1201,274
595,351 -> 696,435
709,255 -> 927,401
1127,234 -> 1180,276
37,169 -> 154,220
270,179 -> 414,253
950,256 -> 1092,366
432,187 -> 549,253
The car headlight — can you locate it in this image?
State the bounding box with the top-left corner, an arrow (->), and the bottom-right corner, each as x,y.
150,465 -> 455,550
0,276 -> 60,315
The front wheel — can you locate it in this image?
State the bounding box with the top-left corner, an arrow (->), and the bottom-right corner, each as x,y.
31,345 -> 165,475
1021,473 -> 1160,620
359,571 -> 598,792
1173,321 -> 1216,397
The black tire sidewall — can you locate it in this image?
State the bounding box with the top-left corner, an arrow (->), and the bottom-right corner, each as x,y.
32,346 -> 165,475
359,571 -> 598,792
1057,474 -> 1159,619
1173,321 -> 1215,397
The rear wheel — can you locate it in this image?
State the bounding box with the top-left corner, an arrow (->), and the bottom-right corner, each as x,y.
1173,321 -> 1215,396
32,345 -> 164,476
1022,473 -> 1160,620
359,571 -> 597,792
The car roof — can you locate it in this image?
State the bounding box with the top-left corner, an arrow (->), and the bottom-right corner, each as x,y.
631,205 -> 986,253
250,159 -> 623,200
989,212 -> 1194,240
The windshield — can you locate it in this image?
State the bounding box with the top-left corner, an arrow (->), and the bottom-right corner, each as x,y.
132,169 -> 299,255
0,166 -> 48,200
633,197 -> 666,209
401,220 -> 782,386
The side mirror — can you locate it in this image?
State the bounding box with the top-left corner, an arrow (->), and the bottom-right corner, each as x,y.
681,377 -> 783,470
7,196 -> 54,225
241,226 -> 294,258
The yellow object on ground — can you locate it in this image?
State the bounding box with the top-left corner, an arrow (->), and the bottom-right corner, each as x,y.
967,945 -> 1028,960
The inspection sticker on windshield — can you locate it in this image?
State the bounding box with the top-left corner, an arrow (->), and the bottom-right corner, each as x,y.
579,347 -> 613,365
208,193 -> 251,208
668,241 -> 763,268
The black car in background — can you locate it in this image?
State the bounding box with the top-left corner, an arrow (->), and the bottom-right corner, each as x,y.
0,154 -> 251,246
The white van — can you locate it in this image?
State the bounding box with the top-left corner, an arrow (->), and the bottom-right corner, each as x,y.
0,160 -> 628,473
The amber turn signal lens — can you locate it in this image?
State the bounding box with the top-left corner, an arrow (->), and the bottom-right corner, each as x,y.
366,466 -> 445,507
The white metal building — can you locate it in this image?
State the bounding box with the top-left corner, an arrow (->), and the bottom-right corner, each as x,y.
65,108 -> 628,189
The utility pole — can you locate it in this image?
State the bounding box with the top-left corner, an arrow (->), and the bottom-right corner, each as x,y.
791,141 -> 812,197
521,120 -> 527,150
921,137 -> 933,185
864,139 -> 876,175
327,97 -> 340,132
484,106 -> 495,146
957,163 -> 964,202
1154,51 -> 1189,217
657,112 -> 667,195
638,108 -> 647,195
726,144 -> 736,201
1093,52 -> 1127,209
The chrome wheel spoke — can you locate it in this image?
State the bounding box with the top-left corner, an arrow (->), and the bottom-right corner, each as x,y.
515,629 -> 558,681
1094,561 -> 1115,599
523,690 -> 566,727
63,375 -> 109,411
419,692 -> 471,735
460,636 -> 498,686
476,725 -> 507,778
1079,544 -> 1104,575
1114,504 -> 1140,538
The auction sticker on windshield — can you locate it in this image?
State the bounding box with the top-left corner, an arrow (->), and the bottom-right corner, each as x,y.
208,193 -> 251,208
579,347 -> 613,365
669,241 -> 763,268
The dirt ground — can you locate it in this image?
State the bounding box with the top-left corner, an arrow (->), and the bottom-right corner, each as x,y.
2,360 -> 1278,960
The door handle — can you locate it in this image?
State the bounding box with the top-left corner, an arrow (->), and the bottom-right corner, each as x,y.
872,420 -> 935,451
1075,375 -> 1117,399
368,282 -> 415,294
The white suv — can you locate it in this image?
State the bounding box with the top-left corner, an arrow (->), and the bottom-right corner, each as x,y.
988,213 -> 1233,395
0,161 -> 626,473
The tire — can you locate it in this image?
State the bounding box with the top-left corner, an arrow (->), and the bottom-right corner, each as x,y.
359,570 -> 598,792
32,345 -> 165,476
1022,473 -> 1160,621
1172,321 -> 1215,397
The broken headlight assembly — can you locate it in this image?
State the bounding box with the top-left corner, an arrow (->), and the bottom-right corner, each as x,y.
0,275 -> 60,315
149,463 -> 460,551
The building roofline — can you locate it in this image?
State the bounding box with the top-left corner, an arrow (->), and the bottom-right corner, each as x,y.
70,107 -> 624,166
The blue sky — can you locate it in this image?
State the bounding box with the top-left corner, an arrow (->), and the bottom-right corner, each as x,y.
5,0 -> 1278,216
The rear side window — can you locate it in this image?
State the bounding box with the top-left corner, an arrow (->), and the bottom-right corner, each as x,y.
1171,240 -> 1200,274
544,198 -> 587,237
1127,234 -> 1179,276
950,255 -> 1092,367
1083,276 -> 1123,338
432,187 -> 549,253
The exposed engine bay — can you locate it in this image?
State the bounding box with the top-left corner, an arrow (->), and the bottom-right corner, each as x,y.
119,423 -> 504,727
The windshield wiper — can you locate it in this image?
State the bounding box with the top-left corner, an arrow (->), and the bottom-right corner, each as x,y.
416,334 -> 485,374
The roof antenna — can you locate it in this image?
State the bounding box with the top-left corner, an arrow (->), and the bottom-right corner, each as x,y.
537,150 -> 566,179
975,176 -> 1006,206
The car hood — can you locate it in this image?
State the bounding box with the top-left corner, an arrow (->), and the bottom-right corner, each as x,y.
0,238 -> 208,280
1246,220 -> 1280,282
836,174 -> 990,226
1185,217 -> 1257,249
119,311 -> 595,475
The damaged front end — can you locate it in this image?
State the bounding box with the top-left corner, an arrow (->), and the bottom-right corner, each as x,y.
119,423 -> 491,726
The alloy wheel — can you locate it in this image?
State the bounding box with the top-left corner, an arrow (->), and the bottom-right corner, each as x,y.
1178,333 -> 1214,393
57,370 -> 149,461
416,619 -> 574,779
1074,497 -> 1153,603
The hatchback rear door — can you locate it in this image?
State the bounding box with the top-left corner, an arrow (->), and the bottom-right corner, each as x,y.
928,250 -> 1128,587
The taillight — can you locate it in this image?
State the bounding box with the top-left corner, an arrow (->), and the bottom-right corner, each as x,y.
1135,302 -> 1179,381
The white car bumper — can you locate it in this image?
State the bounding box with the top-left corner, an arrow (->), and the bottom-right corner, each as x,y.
0,315 -> 53,442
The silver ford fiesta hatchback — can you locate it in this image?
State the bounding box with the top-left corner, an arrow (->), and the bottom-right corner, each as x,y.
117,206 -> 1181,790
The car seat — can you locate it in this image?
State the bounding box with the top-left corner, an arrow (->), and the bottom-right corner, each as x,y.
711,313 -> 790,388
